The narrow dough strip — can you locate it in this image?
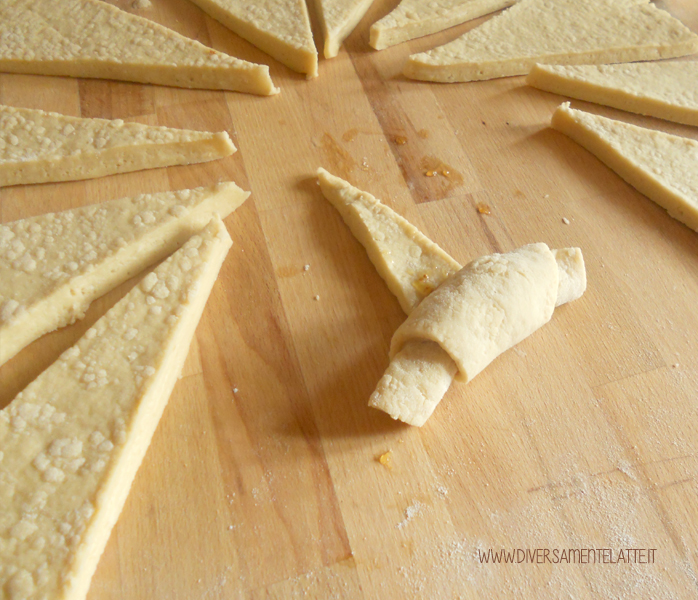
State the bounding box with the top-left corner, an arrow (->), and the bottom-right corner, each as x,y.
0,104 -> 236,187
0,218 -> 232,600
317,167 -> 461,314
370,0 -> 514,51
0,183 -> 249,367
0,0 -> 278,95
551,102 -> 698,233
527,62 -> 698,127
404,0 -> 698,83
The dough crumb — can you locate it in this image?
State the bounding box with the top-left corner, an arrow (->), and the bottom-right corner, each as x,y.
313,294 -> 320,301
562,217 -> 570,224
376,450 -> 393,469
233,387 -> 239,393
303,264 -> 310,271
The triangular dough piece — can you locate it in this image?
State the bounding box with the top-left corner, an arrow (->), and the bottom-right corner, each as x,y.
0,0 -> 277,95
0,183 -> 249,367
404,0 -> 698,83
187,0 -> 318,77
528,61 -> 698,127
0,104 -> 236,187
369,0 -> 514,51
317,168 -> 461,425
0,217 -> 231,600
317,167 -> 461,314
313,0 -> 376,59
552,102 -> 698,233
318,168 -> 586,426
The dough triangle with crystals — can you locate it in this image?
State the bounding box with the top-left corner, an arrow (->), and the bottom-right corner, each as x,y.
317,167 -> 461,314
404,0 -> 698,83
188,0 -> 318,77
0,183 -> 249,367
314,0 -> 376,58
318,168 -> 586,426
552,102 -> 698,233
0,217 -> 231,600
0,104 -> 236,187
0,0 -> 277,95
370,0 -> 514,50
527,62 -> 698,127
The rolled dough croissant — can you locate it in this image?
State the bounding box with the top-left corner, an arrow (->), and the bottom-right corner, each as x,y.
317,168 -> 586,426
370,244 -> 586,425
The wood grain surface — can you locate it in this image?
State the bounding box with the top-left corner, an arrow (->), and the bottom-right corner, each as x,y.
2,1 -> 698,598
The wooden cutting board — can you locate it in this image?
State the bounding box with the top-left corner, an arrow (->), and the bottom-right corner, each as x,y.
2,1 -> 698,598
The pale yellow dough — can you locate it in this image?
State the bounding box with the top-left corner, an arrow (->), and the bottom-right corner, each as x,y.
369,340 -> 458,426
552,102 -> 698,233
0,217 -> 232,600
373,245 -> 585,425
391,243 -> 559,383
0,183 -> 249,367
553,247 -> 587,307
370,0 -> 514,50
314,0 -> 376,58
0,0 -> 278,95
528,61 -> 698,127
187,0 -> 318,77
318,169 -> 586,426
0,104 -> 235,187
317,167 -> 460,314
404,0 -> 698,83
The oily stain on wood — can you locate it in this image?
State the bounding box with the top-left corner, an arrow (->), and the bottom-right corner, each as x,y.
320,133 -> 356,178
342,128 -> 359,143
416,155 -> 465,203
